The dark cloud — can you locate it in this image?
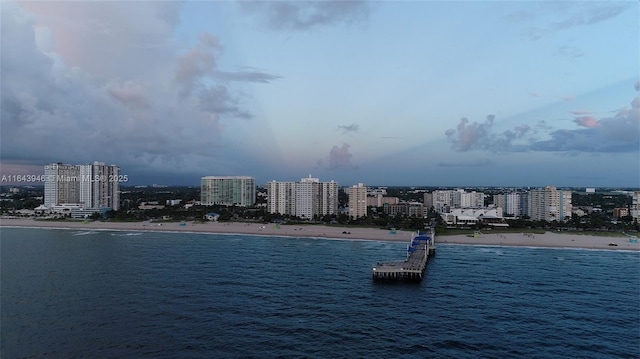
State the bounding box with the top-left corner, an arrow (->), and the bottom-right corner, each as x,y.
0,2 -> 279,180
196,86 -> 251,119
216,69 -> 281,83
328,143 -> 356,170
239,0 -> 370,31
338,123 -> 359,134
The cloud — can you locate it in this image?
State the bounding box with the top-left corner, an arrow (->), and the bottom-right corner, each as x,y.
555,45 -> 585,60
0,2 -> 280,181
532,90 -> 639,153
108,81 -> 150,109
445,88 -> 639,154
238,0 -> 371,31
444,115 -> 532,152
174,34 -> 280,98
515,2 -> 631,40
327,143 -> 356,170
573,116 -> 600,128
570,110 -> 592,115
217,69 -> 282,83
175,33 -> 222,97
338,123 -> 359,134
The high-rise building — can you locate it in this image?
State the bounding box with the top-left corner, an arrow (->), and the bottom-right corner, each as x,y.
347,183 -> 367,219
44,162 -> 120,210
317,180 -> 339,217
631,191 -> 640,220
266,181 -> 296,215
528,186 -> 572,222
266,175 -> 338,220
44,163 -> 80,207
79,162 -> 120,210
493,192 -> 522,217
423,192 -> 433,210
295,176 -> 318,219
201,176 -> 256,207
432,189 -> 485,213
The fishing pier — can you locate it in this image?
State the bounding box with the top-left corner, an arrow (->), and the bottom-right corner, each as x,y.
372,228 -> 435,282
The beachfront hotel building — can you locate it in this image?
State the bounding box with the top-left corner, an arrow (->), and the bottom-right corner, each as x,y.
346,183 -> 367,219
44,162 -> 120,211
266,176 -> 339,220
528,186 -> 572,222
200,176 -> 256,207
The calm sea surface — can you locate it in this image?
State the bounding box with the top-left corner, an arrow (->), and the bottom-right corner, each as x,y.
1,227 -> 639,358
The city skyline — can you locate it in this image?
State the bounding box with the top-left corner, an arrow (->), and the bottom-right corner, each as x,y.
1,1 -> 638,188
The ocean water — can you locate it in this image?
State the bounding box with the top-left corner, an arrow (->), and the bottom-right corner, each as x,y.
1,227 -> 639,358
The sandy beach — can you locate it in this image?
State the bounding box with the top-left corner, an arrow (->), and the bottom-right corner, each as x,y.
1,217 -> 639,251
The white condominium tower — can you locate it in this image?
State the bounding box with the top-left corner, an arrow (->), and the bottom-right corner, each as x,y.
347,183 -> 367,219
295,176 -> 318,219
201,176 -> 256,207
44,162 -> 120,210
266,175 -> 339,220
528,186 -> 572,221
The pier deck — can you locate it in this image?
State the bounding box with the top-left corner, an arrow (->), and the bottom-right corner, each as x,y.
372,229 -> 435,282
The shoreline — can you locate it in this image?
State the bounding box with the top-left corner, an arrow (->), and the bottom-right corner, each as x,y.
1,218 -> 639,251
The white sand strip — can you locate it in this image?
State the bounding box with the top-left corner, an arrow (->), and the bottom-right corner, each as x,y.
1,218 -> 638,250
0,218 -> 411,242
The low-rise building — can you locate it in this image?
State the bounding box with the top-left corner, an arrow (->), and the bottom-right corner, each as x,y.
440,208 -> 507,227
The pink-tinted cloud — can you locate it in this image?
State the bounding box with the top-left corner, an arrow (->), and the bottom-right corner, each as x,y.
560,95 -> 576,102
573,116 -> 600,128
108,81 -> 149,109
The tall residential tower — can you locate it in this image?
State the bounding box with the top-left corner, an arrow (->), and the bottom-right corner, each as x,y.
201,176 -> 256,207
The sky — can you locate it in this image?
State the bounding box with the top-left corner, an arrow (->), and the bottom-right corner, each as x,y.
1,0 -> 638,188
